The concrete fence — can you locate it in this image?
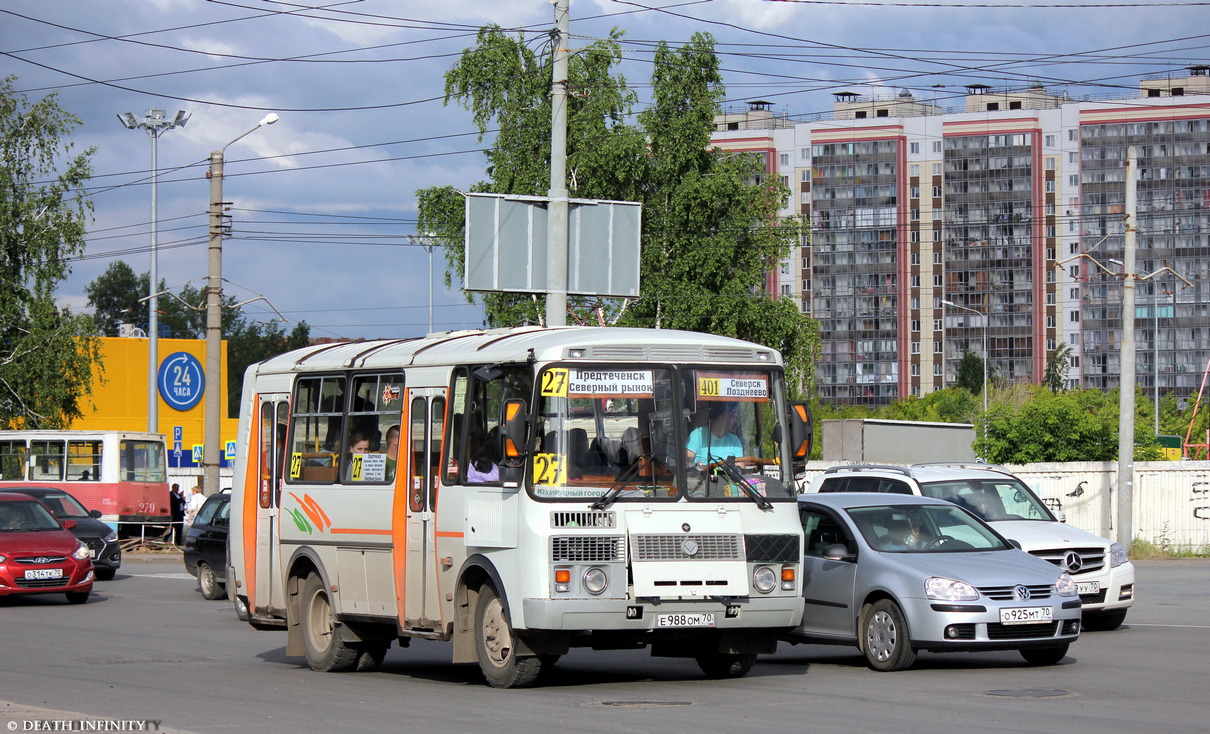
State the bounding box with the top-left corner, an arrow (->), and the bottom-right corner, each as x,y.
799,460 -> 1210,551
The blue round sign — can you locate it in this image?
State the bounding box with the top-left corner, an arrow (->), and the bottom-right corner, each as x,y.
158,352 -> 205,411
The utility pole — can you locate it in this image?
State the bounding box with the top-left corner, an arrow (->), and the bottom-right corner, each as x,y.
117,109 -> 188,433
545,0 -> 570,327
204,114 -> 279,496
1117,145 -> 1137,548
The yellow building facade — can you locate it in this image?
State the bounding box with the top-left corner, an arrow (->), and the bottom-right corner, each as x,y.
71,337 -> 239,471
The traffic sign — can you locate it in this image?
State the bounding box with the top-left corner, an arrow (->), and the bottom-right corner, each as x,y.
158,353 -> 205,411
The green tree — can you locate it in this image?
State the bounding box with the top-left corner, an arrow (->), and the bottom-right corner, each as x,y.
85,261 -> 201,338
956,349 -> 984,395
1044,342 -> 1072,393
974,386 -> 1118,463
885,387 -> 979,424
416,28 -> 819,392
0,79 -> 101,428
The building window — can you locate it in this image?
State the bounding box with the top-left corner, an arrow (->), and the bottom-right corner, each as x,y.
1046,293 -> 1055,305
910,142 -> 920,154
910,296 -> 920,309
911,342 -> 921,355
933,319 -> 943,331
1046,202 -> 1055,214
1045,180 -> 1055,192
932,274 -> 942,287
910,186 -> 920,199
934,341 -> 943,353
932,163 -> 942,175
911,209 -> 920,221
1046,225 -> 1055,237
1069,129 -> 1077,141
910,164 -> 920,176
934,252 -> 943,265
934,364 -> 943,376
932,141 -> 942,153
1047,315 -> 1056,328
911,319 -> 921,331
1069,311 -> 1080,322
910,230 -> 920,243
933,230 -> 941,242
801,148 -> 810,161
932,185 -> 942,197
1046,157 -> 1056,170
910,252 -> 920,265
1045,134 -> 1055,147
779,153 -> 790,167
911,276 -> 920,288
911,364 -> 920,375
1047,338 -> 1056,350
1069,174 -> 1079,186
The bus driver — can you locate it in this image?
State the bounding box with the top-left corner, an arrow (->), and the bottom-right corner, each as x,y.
685,401 -> 743,467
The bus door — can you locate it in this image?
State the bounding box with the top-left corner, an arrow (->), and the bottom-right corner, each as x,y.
254,395 -> 291,615
400,388 -> 445,630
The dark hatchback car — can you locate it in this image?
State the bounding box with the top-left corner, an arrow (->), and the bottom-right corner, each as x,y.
183,490 -> 246,618
8,487 -> 122,580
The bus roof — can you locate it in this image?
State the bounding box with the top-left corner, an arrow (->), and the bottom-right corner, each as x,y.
250,326 -> 782,376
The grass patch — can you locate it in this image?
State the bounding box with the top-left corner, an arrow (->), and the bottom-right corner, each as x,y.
1130,536 -> 1210,559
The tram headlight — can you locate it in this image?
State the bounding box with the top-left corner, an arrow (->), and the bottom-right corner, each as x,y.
583,567 -> 608,595
753,566 -> 777,594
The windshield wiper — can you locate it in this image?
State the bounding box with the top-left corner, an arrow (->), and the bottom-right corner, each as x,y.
712,457 -> 773,510
590,453 -> 654,511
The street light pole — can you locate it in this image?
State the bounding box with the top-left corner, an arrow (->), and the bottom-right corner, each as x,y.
407,234 -> 434,334
203,113 -> 278,496
941,299 -> 988,415
117,109 -> 189,433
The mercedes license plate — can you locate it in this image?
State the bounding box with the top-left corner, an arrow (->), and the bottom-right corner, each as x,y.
654,612 -> 716,628
1000,606 -> 1053,625
24,568 -> 63,580
1076,581 -> 1100,595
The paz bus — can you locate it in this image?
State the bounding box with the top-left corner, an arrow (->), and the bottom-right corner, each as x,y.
229,326 -> 810,688
0,430 -> 170,530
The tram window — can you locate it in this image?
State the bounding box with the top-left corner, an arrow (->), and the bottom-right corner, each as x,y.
67,440 -> 102,481
0,440 -> 26,481
30,441 -> 65,481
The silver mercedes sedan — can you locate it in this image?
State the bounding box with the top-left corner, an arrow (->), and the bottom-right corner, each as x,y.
786,493 -> 1082,671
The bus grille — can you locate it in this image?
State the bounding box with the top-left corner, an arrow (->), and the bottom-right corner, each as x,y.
631,534 -> 742,561
550,511 -> 616,529
551,536 -> 626,562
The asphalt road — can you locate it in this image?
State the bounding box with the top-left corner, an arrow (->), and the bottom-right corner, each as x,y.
0,558 -> 1206,734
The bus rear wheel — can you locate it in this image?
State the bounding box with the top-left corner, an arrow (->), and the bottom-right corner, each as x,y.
300,573 -> 358,672
474,585 -> 543,688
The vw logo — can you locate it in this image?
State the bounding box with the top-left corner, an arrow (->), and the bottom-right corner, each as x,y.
1064,551 -> 1083,573
681,538 -> 699,557
32,557 -> 52,565
1014,585 -> 1031,601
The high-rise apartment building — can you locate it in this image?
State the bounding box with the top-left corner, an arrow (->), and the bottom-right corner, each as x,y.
712,68 -> 1210,406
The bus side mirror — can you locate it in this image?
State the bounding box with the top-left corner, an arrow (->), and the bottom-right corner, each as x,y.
788,401 -> 812,466
499,399 -> 529,470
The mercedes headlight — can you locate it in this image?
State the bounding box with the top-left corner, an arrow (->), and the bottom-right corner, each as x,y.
1056,571 -> 1078,597
1109,542 -> 1128,568
925,576 -> 978,601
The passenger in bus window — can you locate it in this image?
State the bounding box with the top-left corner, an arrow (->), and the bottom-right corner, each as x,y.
685,402 -> 743,467
384,425 -> 400,481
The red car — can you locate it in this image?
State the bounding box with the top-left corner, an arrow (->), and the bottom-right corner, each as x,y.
0,492 -> 94,604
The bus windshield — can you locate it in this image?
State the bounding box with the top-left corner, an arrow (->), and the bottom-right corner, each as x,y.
531,366 -> 793,502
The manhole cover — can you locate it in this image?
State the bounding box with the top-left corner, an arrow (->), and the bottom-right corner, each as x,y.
985,689 -> 1069,698
601,701 -> 692,708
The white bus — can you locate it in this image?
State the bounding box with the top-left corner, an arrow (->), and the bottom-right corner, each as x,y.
0,430 -> 170,530
229,326 -> 810,687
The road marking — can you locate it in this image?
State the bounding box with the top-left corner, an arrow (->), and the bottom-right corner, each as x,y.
1125,623 -> 1210,629
126,572 -> 195,580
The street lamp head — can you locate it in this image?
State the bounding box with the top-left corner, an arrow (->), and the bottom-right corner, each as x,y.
171,110 -> 190,128
117,112 -> 138,129
258,113 -> 280,127
940,299 -> 956,307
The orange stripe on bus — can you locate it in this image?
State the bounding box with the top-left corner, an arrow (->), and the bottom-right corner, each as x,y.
329,527 -> 392,535
435,531 -> 463,538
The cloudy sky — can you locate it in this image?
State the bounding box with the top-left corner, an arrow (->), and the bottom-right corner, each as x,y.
3,0 -> 1208,341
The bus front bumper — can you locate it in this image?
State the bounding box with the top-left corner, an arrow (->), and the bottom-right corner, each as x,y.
520,594 -> 804,632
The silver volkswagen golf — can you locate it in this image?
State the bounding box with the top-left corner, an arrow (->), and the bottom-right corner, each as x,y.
787,493 -> 1082,671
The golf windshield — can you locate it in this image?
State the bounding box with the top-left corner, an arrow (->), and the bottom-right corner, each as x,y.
846,504 -> 1010,552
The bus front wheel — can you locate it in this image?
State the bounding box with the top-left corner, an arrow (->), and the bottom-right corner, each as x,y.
474,585 -> 543,688
300,573 -> 358,672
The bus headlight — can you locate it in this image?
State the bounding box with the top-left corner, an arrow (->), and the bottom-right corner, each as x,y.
583,567 -> 608,595
753,566 -> 777,594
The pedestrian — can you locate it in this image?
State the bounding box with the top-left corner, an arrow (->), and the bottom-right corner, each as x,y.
165,483 -> 185,543
183,485 -> 205,531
